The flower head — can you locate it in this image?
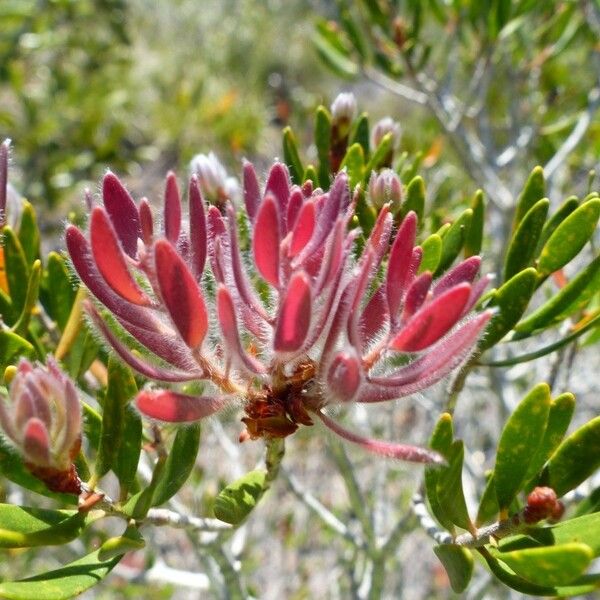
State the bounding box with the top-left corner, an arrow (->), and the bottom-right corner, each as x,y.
371,117 -> 401,149
190,151 -> 239,208
0,357 -> 82,494
66,161 -> 491,465
368,169 -> 402,213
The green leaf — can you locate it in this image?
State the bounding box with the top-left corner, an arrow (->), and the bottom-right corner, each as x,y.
0,548 -> 122,600
400,175 -> 425,223
425,413 -> 455,532
0,329 -> 34,372
17,201 -> 40,266
476,472 -> 499,526
41,252 -> 76,331
95,357 -> 137,478
542,415 -> 600,497
315,105 -> 332,189
354,187 -> 376,236
530,512 -> 600,556
503,198 -> 549,281
537,196 -> 579,253
513,166 -> 545,231
213,469 -> 267,525
419,234 -> 442,274
435,208 -> 472,275
282,126 -> 304,185
524,393 -> 575,487
364,132 -> 393,177
313,30 -> 358,79
492,543 -> 593,586
480,267 -> 538,350
82,401 -> 102,452
339,9 -> 368,60
464,189 -> 485,257
151,423 -> 201,507
537,199 -> 600,277
514,254 -> 600,337
2,226 -> 29,313
113,404 -> 142,496
98,527 -> 145,561
349,112 -> 370,156
339,143 -> 365,189
436,440 -> 472,532
12,258 -> 41,336
0,504 -> 86,548
433,545 -> 474,593
303,164 -> 318,186
494,383 -> 551,511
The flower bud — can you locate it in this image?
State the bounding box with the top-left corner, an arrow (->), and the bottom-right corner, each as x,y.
368,169 -> 403,213
190,152 -> 239,208
330,92 -> 357,129
0,357 -> 82,494
371,117 -> 401,150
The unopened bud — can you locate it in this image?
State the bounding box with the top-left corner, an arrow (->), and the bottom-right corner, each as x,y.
331,92 -> 357,131
190,152 -> 239,208
368,169 -> 403,213
372,117 -> 401,150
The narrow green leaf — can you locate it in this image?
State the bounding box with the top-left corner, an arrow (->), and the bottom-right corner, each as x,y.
0,329 -> 34,372
98,527 -> 145,561
492,543 -> 593,586
537,196 -> 579,253
17,201 -> 40,266
41,252 -> 76,331
312,31 -> 358,79
113,405 -> 142,495
524,393 -> 575,488
537,199 -> 600,277
349,112 -> 370,156
282,126 -> 304,185
435,208 -> 473,275
513,166 -> 545,231
480,267 -> 538,350
339,9 -> 368,60
213,469 -> 267,525
95,357 -> 137,478
476,471 -> 500,526
0,504 -> 86,548
464,190 -> 485,257
515,254 -> 600,337
12,258 -> 41,336
433,545 -> 474,593
82,401 -> 102,452
151,423 -> 201,507
436,440 -> 472,532
0,287 -> 15,325
303,164 -> 319,186
542,415 -> 600,497
503,198 -> 549,281
494,383 -> 551,511
400,175 -> 425,223
419,234 -> 442,274
0,548 -> 122,600
425,413 -> 455,532
339,143 -> 365,189
315,105 -> 332,189
364,132 -> 393,177
354,187 -> 376,236
2,226 -> 29,313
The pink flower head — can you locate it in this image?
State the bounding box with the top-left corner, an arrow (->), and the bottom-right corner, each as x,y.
66,162 -> 492,465
0,357 -> 82,494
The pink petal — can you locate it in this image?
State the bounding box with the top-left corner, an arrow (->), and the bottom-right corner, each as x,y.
347,251 -> 377,350
139,198 -> 154,245
326,351 -> 362,402
90,207 -> 150,306
286,187 -> 304,231
265,162 -> 290,227
252,195 -> 281,287
386,212 -> 417,324
136,390 -> 228,423
163,171 -> 182,243
465,274 -> 492,313
274,272 -> 312,352
433,256 -> 481,298
23,418 -> 51,467
401,272 -> 433,322
315,218 -> 345,293
102,172 -> 141,258
59,378 -> 82,457
359,285 -> 389,349
155,239 -> 208,348
390,283 -> 472,352
217,286 -> 266,374
367,205 -> 393,267
189,175 -> 207,277
318,411 -> 445,465
289,200 -> 315,258
243,159 -> 261,222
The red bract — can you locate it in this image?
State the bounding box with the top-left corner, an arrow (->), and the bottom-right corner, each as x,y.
67,162 -> 492,465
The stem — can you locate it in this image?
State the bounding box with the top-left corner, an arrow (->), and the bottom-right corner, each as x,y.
445,354 -> 478,414
205,544 -> 246,600
264,437 -> 285,490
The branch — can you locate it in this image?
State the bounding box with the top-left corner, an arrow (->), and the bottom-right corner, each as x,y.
362,65 -> 427,105
145,508 -> 233,533
544,86 -> 600,182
